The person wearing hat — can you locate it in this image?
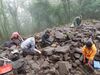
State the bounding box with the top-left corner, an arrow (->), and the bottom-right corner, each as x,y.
82,38 -> 97,66
21,37 -> 41,56
41,30 -> 52,47
3,32 -> 23,48
11,32 -> 22,40
10,32 -> 23,47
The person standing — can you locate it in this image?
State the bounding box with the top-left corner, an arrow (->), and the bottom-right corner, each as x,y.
73,16 -> 82,27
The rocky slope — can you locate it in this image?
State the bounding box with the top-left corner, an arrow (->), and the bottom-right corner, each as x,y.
1,23 -> 100,75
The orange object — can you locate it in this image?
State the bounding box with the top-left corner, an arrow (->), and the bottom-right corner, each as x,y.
82,44 -> 97,61
0,64 -> 13,74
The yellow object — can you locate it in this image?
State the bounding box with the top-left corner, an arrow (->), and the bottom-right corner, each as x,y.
82,44 -> 97,61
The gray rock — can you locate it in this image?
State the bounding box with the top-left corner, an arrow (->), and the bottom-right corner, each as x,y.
71,42 -> 78,47
96,36 -> 100,41
66,32 -> 74,40
58,61 -> 72,75
72,38 -> 81,42
28,60 -> 40,72
12,59 -> 26,74
50,55 -> 60,62
75,71 -> 83,75
70,69 -> 76,74
12,59 -> 25,69
94,55 -> 100,61
49,36 -> 54,42
95,23 -> 100,30
36,57 -> 45,66
81,38 -> 87,43
25,55 -> 33,60
96,31 -> 100,35
59,54 -> 64,61
47,67 -> 60,75
0,51 -> 9,57
54,31 -> 65,39
33,55 -> 40,61
41,61 -> 50,69
54,63 -> 59,69
43,47 -> 55,56
54,45 -> 70,54
74,48 -> 82,54
75,60 -> 81,66
25,65 -> 31,73
0,60 -> 4,66
76,33 -> 83,38
44,69 -> 50,74
64,53 -> 70,61
37,70 -> 45,75
74,53 -> 81,59
72,63 -> 77,68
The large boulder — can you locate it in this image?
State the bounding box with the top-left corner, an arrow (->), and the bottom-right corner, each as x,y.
28,60 -> 40,73
57,61 -> 72,75
54,31 -> 65,40
74,48 -> 82,54
42,47 -> 55,56
54,45 -> 70,54
12,59 -> 26,74
12,59 -> 25,69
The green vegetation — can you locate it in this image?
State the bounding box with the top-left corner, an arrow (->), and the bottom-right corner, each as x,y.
0,0 -> 100,39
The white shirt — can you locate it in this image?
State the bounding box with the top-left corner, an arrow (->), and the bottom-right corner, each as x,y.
21,37 -> 35,49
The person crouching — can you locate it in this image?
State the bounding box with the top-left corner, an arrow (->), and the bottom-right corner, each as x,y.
21,37 -> 41,57
41,30 -> 52,47
82,39 -> 97,67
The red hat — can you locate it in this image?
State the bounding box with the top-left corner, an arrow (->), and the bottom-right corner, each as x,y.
11,32 -> 20,39
12,32 -> 19,36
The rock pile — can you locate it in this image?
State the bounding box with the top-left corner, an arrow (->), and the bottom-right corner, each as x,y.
0,24 -> 100,75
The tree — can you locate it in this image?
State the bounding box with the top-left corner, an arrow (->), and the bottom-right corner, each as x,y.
0,0 -> 9,39
29,0 -> 53,32
6,0 -> 21,33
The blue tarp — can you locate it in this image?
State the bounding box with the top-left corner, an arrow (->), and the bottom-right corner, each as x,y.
94,61 -> 100,69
